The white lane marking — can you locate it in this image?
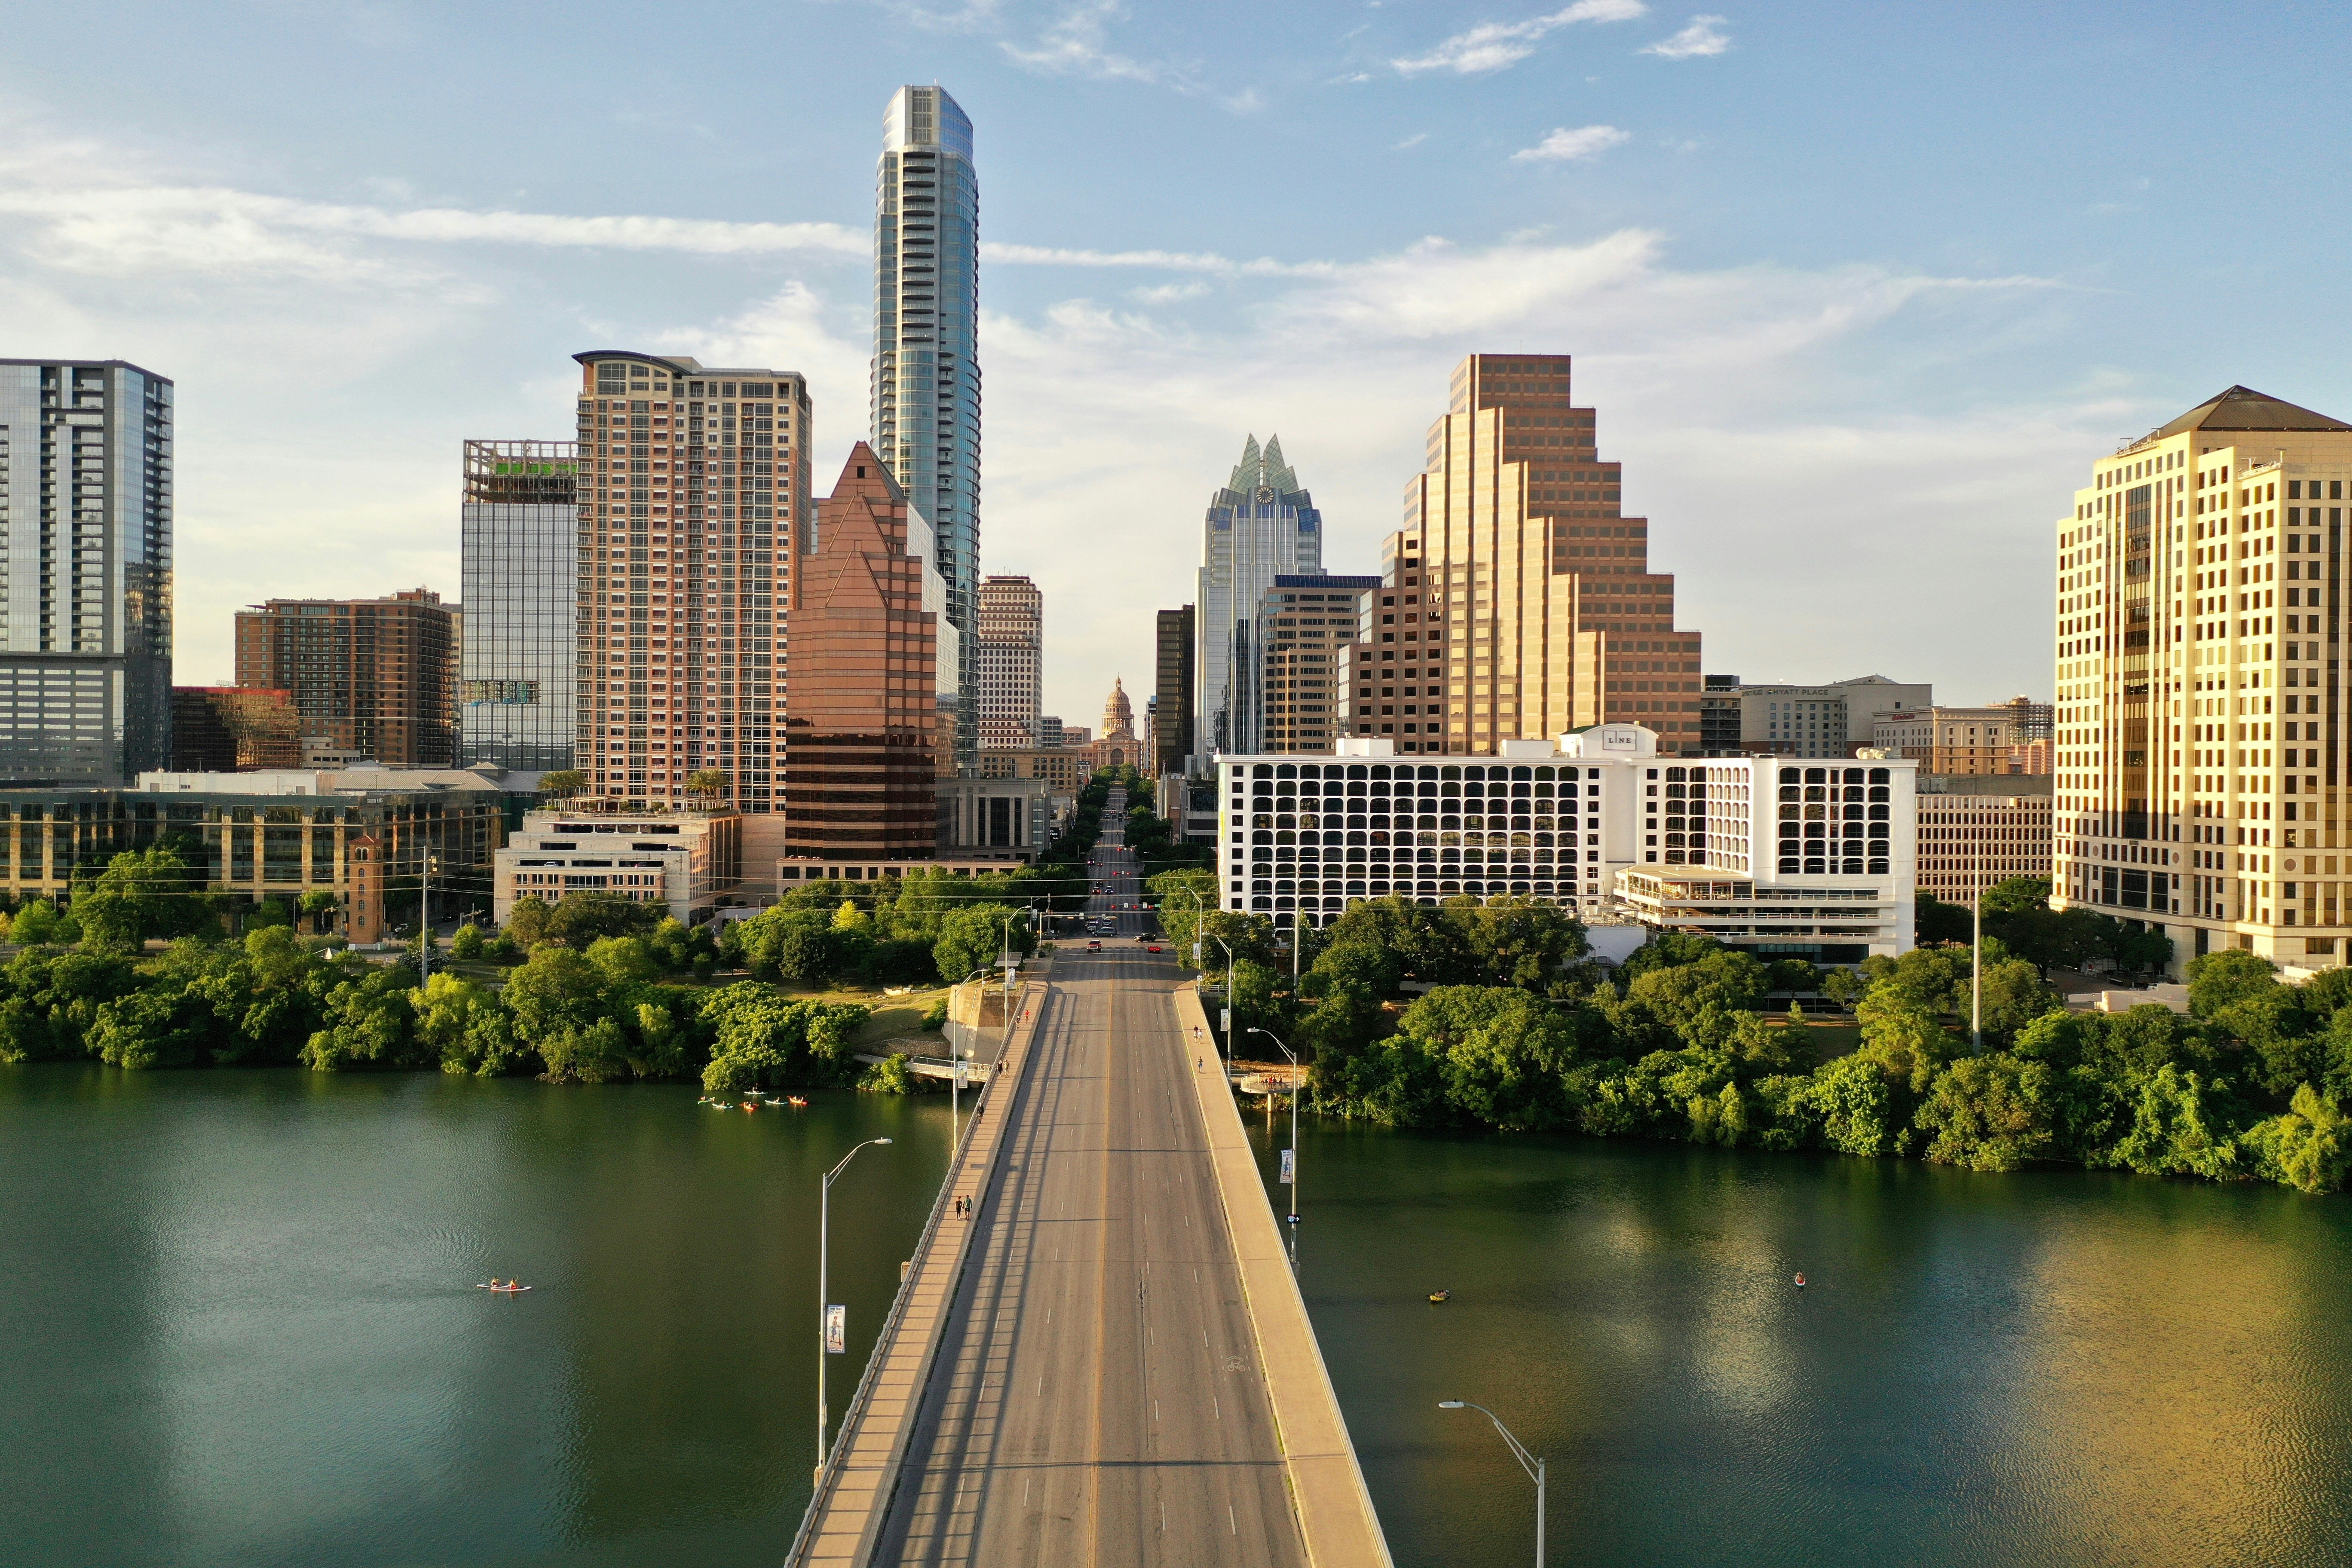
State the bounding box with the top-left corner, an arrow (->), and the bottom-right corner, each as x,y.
1154,1398 -> 1160,1423
1230,1504 -> 1238,1535
1213,1395 -> 1220,1420
1025,1477 -> 1032,1507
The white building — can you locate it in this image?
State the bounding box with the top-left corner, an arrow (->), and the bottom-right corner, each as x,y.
1215,723 -> 1917,964
494,808 -> 741,925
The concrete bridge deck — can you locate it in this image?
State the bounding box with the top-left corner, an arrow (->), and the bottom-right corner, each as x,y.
788,797 -> 1389,1567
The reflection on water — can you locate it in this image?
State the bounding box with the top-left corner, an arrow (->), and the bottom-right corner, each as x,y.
0,1066 -> 948,1568
1258,1119 -> 2352,1568
10,1064 -> 2349,1568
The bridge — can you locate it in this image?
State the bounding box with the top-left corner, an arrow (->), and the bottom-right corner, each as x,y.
788,794 -> 1391,1566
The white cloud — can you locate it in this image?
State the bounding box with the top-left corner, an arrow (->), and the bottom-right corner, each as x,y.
1001,1 -> 1161,83
1642,14 -> 1730,58
1393,132 -> 1429,150
1393,0 -> 1648,76
0,122 -> 2096,732
1511,124 -> 1634,163
1130,279 -> 1211,304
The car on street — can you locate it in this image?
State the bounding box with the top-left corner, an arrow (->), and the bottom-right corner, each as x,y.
1087,940 -> 1102,952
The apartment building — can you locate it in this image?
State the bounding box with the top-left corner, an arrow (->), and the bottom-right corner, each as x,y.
2055,384 -> 2352,970
1216,722 -> 1915,961
1916,773 -> 2053,906
236,590 -> 458,767
0,360 -> 174,786
873,85 -> 983,772
974,574 -> 1041,747
570,352 -> 812,814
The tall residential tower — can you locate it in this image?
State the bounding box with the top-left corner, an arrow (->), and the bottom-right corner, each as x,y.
1198,435 -> 1323,755
2055,384 -> 2352,972
571,353 -> 812,813
873,85 -> 981,771
0,359 -> 172,784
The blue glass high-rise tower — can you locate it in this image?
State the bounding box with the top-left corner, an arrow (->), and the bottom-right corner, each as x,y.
873,85 -> 980,772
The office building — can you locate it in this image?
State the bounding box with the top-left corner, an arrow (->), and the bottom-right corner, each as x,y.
1698,674 -> 1743,752
1155,604 -> 1195,774
495,806 -> 741,926
1216,722 -> 1916,960
1251,575 -> 1378,754
2055,384 -> 2352,970
1,769 -> 500,920
873,85 -> 982,772
571,352 -> 812,813
1875,700 -> 2054,775
977,745 -> 1090,793
236,590 -> 457,767
1917,774 -> 2053,906
975,573 -> 1041,747
782,445 -> 943,859
1396,354 -> 1704,754
0,359 -> 173,785
1198,436 -> 1323,754
460,440 -> 578,774
170,686 -> 302,771
936,775 -> 1055,857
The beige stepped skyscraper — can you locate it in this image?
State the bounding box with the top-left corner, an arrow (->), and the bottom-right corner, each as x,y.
2054,384 -> 2352,970
1394,353 -> 1702,754
974,574 -> 1041,747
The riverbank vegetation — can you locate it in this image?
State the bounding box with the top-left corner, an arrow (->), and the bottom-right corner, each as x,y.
1152,869 -> 2351,1195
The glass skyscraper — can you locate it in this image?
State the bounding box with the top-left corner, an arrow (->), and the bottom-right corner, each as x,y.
0,359 -> 172,785
873,84 -> 981,772
1197,435 -> 1323,755
459,440 -> 578,774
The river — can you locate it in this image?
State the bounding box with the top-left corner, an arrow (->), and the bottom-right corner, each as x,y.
4,1064 -> 2348,1567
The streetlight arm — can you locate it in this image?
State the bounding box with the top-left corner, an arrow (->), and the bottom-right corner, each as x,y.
1246,1026 -> 1298,1066
826,1136 -> 894,1187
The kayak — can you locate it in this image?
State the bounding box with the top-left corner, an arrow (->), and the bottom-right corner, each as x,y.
1428,1289 -> 1450,1304
476,1284 -> 533,1293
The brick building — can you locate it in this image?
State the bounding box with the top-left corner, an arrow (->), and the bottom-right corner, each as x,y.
234,589 -> 458,767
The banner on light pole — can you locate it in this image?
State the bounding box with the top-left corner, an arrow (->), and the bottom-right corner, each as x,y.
1279,1148 -> 1295,1185
825,1305 -> 846,1354
954,1059 -> 970,1090
1219,1008 -> 1231,1032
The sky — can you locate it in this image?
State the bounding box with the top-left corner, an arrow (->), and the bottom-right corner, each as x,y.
6,0 -> 2352,726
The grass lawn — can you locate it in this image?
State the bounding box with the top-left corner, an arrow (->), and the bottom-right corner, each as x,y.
1768,1014 -> 1862,1063
767,983 -> 953,1048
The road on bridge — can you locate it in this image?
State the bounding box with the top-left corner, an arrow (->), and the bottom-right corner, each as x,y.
869,936 -> 1308,1566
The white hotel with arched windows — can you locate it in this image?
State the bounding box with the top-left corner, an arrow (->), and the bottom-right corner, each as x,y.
1216,723 -> 1916,965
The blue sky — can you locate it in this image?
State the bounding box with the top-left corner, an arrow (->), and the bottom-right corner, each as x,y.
6,0 -> 2352,723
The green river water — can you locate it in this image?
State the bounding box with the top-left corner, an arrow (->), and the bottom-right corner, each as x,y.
3,1064 -> 2348,1567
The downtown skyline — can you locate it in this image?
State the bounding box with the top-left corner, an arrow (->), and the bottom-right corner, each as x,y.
7,3 -> 2352,726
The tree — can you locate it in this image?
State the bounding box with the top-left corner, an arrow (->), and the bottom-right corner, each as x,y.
2243,1085 -> 2351,1194
450,923 -> 485,961
684,769 -> 732,809
300,968 -> 422,1071
2186,948 -> 2280,1018
933,904 -> 1029,986
1914,893 -> 1973,947
74,845 -> 210,949
540,770 -> 589,800
1915,1054 -> 2061,1171
1146,867 -> 1218,962
545,891 -> 662,948
586,934 -> 660,988
1449,897 -> 1587,989
7,900 -> 72,946
1853,983 -> 1960,1093
1626,949 -> 1768,1040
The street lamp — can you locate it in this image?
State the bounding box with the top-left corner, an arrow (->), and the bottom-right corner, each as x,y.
1437,1400 -> 1546,1568
1246,1027 -> 1302,1226
817,1137 -> 893,1480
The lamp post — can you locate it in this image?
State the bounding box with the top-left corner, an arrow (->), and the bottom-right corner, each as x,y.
1246,1026 -> 1302,1226
817,1137 -> 893,1480
1438,1400 -> 1545,1568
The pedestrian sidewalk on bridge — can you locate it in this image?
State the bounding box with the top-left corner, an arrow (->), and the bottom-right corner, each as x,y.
787,980 -> 1044,1567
